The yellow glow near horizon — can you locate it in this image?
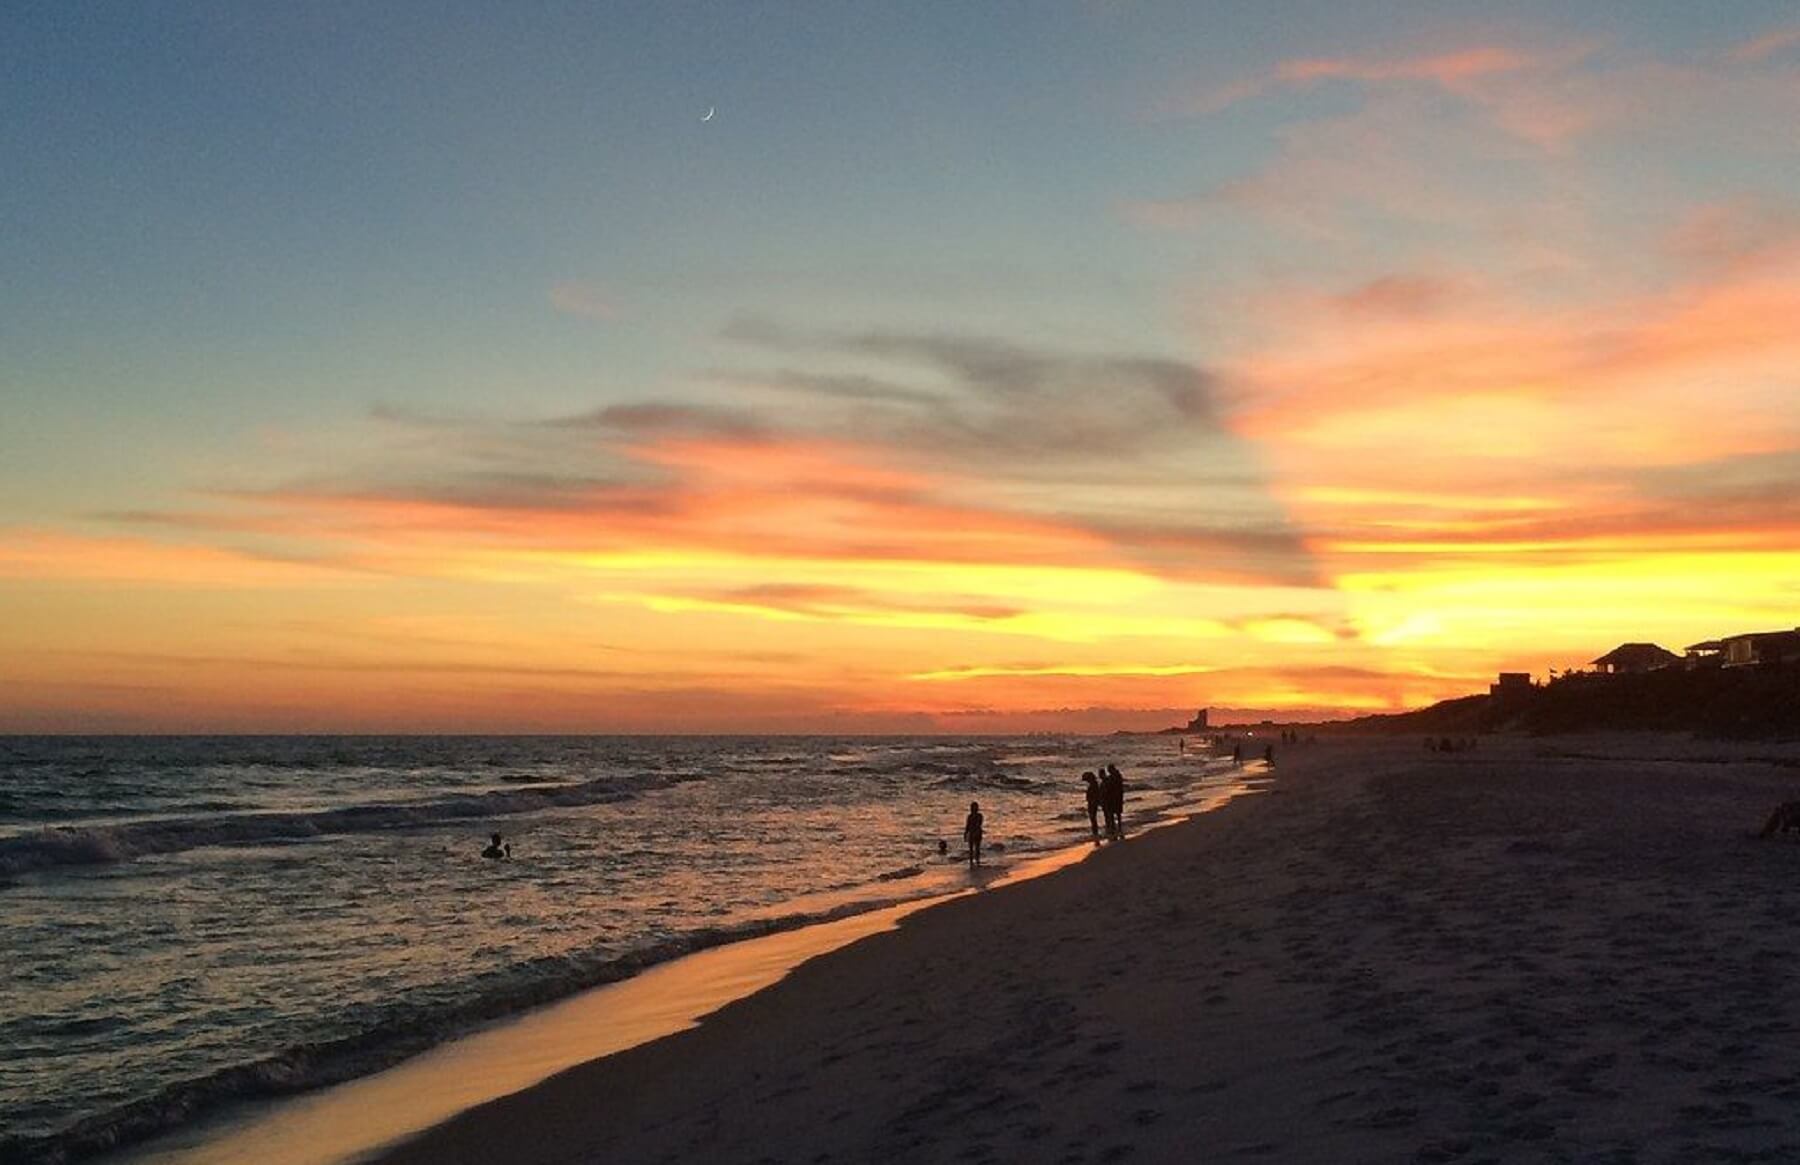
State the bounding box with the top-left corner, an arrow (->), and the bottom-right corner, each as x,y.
1295,486 -> 1564,512
908,662 -> 1222,681
1333,549 -> 1800,660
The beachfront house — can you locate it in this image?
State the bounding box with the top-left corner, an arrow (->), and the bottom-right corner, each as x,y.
1716,628 -> 1800,668
1489,672 -> 1533,697
1684,639 -> 1726,668
1590,643 -> 1680,674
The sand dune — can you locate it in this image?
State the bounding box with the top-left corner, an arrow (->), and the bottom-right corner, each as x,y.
376,735 -> 1800,1163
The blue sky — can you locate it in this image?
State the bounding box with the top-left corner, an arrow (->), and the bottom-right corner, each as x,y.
6,3 -> 1790,436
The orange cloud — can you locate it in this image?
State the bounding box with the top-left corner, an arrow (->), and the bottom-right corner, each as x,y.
1732,25 -> 1800,63
181,437 -> 1109,575
1228,247 -> 1800,476
1174,41 -> 1609,149
0,528 -> 358,588
1277,46 -> 1549,87
1175,44 -> 1566,117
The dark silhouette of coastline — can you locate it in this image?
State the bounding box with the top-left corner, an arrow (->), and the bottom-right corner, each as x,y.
1338,664 -> 1800,738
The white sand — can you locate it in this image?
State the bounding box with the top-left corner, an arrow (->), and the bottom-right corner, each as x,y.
375,735 -> 1800,1163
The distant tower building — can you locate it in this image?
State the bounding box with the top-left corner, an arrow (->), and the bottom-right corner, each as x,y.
1186,708 -> 1209,731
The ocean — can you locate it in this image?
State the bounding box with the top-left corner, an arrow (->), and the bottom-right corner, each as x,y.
0,734 -> 1250,1162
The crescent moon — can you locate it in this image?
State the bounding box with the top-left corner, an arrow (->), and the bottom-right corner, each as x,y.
701,106 -> 715,122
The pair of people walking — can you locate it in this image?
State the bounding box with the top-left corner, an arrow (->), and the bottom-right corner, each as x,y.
1081,764 -> 1125,841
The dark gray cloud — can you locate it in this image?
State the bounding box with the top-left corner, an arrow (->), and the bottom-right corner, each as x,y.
711,368 -> 951,408
1634,448 -> 1800,511
718,317 -> 1228,462
1074,516 -> 1322,587
535,402 -> 770,441
244,472 -> 671,515
850,331 -> 1216,423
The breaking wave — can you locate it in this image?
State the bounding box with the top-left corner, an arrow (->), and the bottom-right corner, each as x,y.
0,776 -> 667,876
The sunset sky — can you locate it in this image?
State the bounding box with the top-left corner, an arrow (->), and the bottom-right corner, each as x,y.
4,2 -> 1798,732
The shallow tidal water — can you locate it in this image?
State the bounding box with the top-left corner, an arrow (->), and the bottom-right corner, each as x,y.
1,734 -> 1241,1159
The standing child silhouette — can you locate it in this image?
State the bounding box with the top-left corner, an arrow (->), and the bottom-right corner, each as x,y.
963,801 -> 984,867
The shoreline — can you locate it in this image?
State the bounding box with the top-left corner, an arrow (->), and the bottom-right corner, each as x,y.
99,766 -> 1266,1165
372,734 -> 1800,1163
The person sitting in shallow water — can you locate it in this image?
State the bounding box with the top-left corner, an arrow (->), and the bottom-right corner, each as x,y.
481,832 -> 509,860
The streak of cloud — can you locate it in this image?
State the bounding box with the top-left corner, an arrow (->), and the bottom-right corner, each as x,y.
548,280 -> 619,322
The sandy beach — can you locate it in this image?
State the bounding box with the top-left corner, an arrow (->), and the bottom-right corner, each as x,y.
372,735 -> 1800,1164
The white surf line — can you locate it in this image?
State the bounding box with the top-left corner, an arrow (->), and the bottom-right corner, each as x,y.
114,765 -> 1268,1165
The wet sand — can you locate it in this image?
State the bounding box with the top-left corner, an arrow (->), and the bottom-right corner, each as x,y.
376,734 -> 1800,1163
119,842 -> 1118,1165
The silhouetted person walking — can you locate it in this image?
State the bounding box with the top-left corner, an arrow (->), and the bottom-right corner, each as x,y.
963,801 -> 984,867
1102,764 -> 1124,839
1082,771 -> 1101,841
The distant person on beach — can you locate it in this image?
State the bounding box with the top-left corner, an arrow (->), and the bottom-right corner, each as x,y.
1232,742 -> 1242,765
963,801 -> 984,867
1759,802 -> 1800,838
481,832 -> 509,860
1102,764 -> 1124,838
1263,744 -> 1274,765
1082,771 -> 1101,840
